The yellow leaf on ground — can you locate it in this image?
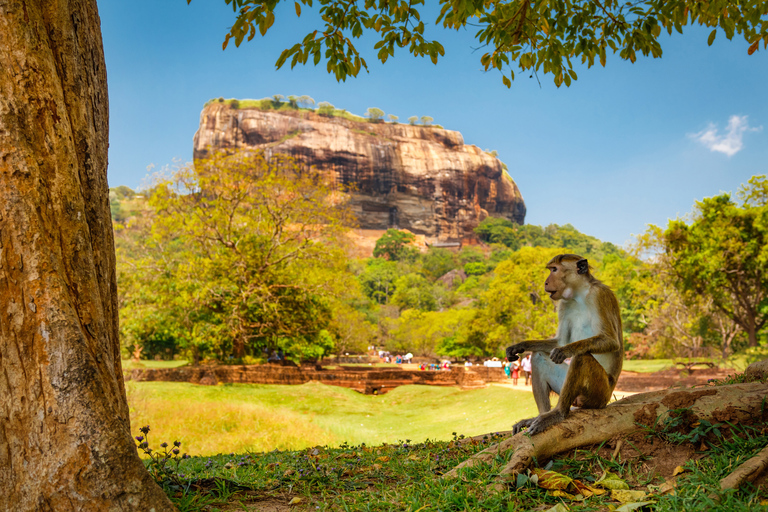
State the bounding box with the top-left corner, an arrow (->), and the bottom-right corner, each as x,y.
611,490 -> 648,503
648,479 -> 677,495
533,468 -> 574,490
376,456 -> 390,462
596,471 -> 629,490
408,454 -> 420,461
545,503 -> 569,512
615,501 -> 656,512
672,466 -> 686,476
572,479 -> 606,497
551,489 -> 581,501
288,497 -> 303,505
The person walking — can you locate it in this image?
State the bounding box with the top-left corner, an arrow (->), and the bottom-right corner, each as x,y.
521,353 -> 532,386
511,360 -> 520,385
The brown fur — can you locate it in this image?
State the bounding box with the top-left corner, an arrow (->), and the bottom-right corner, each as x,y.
505,254 -> 624,435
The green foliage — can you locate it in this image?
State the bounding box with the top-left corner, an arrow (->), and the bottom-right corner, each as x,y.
648,178 -> 768,347
357,258 -> 399,304
194,0 -> 768,87
473,246 -> 561,353
390,309 -> 475,356
229,98 -> 240,109
298,94 -> 315,108
118,149 -> 358,362
407,116 -> 418,125
390,273 -> 437,311
475,217 -> 619,259
420,115 -> 433,126
421,247 -> 457,280
387,114 -> 398,123
365,107 -> 385,122
463,261 -> 488,276
316,101 -> 335,116
109,191 -> 125,223
372,229 -> 417,261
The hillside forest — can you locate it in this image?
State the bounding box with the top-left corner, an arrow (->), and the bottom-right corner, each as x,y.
112,150 -> 768,366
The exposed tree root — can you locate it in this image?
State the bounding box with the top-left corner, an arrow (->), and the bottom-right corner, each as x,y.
444,382 -> 768,484
719,443 -> 768,491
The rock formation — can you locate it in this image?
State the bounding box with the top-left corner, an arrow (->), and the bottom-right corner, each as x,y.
193,103 -> 526,244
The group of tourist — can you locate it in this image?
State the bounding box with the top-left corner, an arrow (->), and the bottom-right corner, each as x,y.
376,350 -> 413,364
502,354 -> 532,386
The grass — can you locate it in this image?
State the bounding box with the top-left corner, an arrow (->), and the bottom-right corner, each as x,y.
623,358 -> 675,373
122,359 -> 188,370
126,381 -> 538,456
140,411 -> 768,512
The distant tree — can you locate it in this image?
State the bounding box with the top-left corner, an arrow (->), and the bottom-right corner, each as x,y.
408,116 -> 418,125
373,229 -> 417,261
387,114 -> 399,123
317,101 -> 335,116
473,246 -> 562,354
142,149 -> 356,360
230,98 -> 240,109
209,0 -> 768,87
421,247 -> 457,280
420,116 -> 433,126
366,107 -> 385,122
358,258 -> 399,304
272,93 -> 284,106
391,309 -> 475,357
329,304 -> 377,356
391,273 -> 437,311
111,185 -> 136,199
463,261 -> 488,277
298,95 -> 315,108
645,177 -> 768,348
287,95 -> 299,108
109,191 -> 126,223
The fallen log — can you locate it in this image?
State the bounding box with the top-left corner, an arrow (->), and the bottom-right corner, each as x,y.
444,382 -> 768,483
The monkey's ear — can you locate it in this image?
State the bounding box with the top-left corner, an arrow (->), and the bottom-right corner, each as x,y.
577,259 -> 589,275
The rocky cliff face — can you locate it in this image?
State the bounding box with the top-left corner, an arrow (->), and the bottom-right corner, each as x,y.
193,103 -> 526,244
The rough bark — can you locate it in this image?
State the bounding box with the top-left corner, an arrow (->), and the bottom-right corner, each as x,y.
0,1 -> 174,510
444,383 -> 768,483
718,443 -> 768,491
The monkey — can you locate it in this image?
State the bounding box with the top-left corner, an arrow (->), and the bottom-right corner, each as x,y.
505,254 -> 623,436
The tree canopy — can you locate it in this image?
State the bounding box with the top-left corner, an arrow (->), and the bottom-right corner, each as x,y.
196,0 -> 768,86
118,150 -> 360,363
644,176 -> 768,348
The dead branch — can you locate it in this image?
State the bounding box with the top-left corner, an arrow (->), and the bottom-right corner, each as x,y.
443,383 -> 768,483
719,443 -> 768,491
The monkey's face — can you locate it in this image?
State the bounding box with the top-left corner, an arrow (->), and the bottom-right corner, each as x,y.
544,262 -> 576,301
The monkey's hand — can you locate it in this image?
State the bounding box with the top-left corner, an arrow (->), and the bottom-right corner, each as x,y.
505,344 -> 525,362
549,346 -> 571,364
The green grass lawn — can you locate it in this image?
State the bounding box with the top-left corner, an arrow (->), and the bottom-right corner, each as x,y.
623,358 -> 675,373
126,381 -> 537,457
122,359 -> 189,370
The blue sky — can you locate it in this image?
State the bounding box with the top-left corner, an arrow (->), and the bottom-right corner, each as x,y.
98,1 -> 767,247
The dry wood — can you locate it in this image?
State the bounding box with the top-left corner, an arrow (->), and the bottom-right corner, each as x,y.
719,443 -> 768,490
444,383 -> 768,483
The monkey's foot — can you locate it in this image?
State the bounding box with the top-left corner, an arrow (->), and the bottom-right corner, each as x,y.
512,418 -> 535,435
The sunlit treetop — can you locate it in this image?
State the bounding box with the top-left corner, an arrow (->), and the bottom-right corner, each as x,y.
189,0 -> 768,87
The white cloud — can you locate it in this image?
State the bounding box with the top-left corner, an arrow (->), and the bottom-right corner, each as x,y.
689,115 -> 762,157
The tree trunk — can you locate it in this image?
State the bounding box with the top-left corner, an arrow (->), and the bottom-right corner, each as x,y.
0,1 -> 175,510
